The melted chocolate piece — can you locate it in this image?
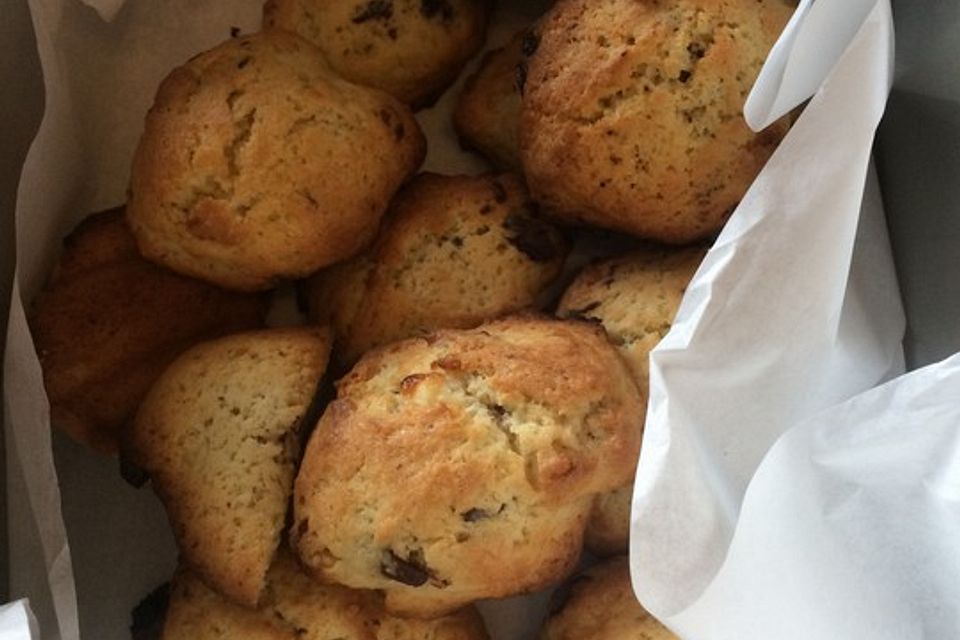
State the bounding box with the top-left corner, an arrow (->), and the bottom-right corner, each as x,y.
381,549 -> 430,587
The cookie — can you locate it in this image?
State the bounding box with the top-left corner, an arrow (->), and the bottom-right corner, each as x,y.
541,557 -> 677,640
520,0 -> 795,243
29,208 -> 267,454
162,551 -> 489,640
128,327 -> 331,607
263,0 -> 490,107
557,246 -> 704,556
302,172 -> 567,366
292,316 -> 644,617
127,30 -> 425,291
453,30 -> 526,169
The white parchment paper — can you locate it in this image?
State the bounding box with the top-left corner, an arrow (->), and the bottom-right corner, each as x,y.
0,600 -> 39,640
626,2 -> 960,639
14,0 -> 960,639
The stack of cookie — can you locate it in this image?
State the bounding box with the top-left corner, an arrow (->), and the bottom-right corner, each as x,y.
31,0 -> 797,637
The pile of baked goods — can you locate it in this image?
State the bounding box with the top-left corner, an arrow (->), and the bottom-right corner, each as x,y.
30,0 -> 796,637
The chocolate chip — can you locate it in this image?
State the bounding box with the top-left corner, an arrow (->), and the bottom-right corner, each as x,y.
678,69 -> 692,83
461,503 -> 506,522
388,27 -> 398,39
462,508 -> 489,522
130,583 -> 170,640
687,41 -> 706,59
479,204 -> 493,215
487,403 -> 507,424
522,31 -> 540,57
420,0 -> 454,20
297,519 -> 310,536
353,0 -> 394,23
230,26 -> 241,38
380,549 -> 430,587
237,56 -> 251,69
502,212 -> 563,263
451,236 -> 464,247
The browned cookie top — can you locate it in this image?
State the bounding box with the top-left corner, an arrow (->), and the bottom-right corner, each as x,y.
30,208 -> 267,454
303,172 -> 567,366
264,0 -> 490,107
127,30 -> 425,291
520,0 -> 795,243
293,316 -> 644,617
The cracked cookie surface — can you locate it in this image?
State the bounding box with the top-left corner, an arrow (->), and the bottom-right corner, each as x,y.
127,30 -> 425,291
127,327 -> 331,607
302,172 -> 567,367
519,0 -> 795,243
557,246 -> 704,555
263,0 -> 489,107
292,316 -> 643,617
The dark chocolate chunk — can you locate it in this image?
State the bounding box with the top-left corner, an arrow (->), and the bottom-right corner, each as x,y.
502,212 -> 563,263
678,69 -> 692,83
353,0 -> 394,23
461,503 -> 506,522
687,41 -> 706,59
461,508 -> 490,522
381,549 -> 430,587
230,26 -> 241,38
487,403 -> 507,424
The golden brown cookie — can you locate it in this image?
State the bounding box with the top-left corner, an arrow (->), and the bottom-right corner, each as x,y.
162,551 -> 489,640
557,246 -> 704,555
127,30 -> 425,291
541,557 -> 677,640
520,0 -> 795,243
453,30 -> 527,170
292,316 -> 644,617
303,172 -> 567,366
263,0 -> 490,107
30,208 -> 267,454
128,327 -> 331,607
